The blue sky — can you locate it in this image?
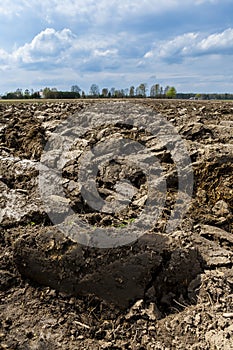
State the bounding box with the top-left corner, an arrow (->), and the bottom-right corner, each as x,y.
0,0 -> 233,94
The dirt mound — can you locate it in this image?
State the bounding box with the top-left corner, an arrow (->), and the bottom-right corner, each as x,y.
0,99 -> 232,349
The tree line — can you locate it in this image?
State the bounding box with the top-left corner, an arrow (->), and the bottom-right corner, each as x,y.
1,84 -> 177,99
1,85 -> 233,100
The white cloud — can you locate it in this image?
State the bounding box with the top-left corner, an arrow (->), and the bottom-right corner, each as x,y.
197,28 -> 233,53
1,26 -> 233,78
159,33 -> 199,60
0,1 -> 23,16
12,28 -> 76,64
0,1 -> 177,18
0,0 -> 225,22
93,49 -> 118,57
0,48 -> 9,62
144,28 -> 233,63
0,48 -> 9,72
194,0 -> 219,4
144,51 -> 153,58
0,28 -> 121,72
0,0 -> 40,17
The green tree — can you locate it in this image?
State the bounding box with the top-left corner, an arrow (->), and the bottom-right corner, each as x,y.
24,89 -> 30,98
195,93 -> 202,100
43,87 -> 51,98
15,88 -> 23,98
42,87 -> 58,98
165,86 -> 176,99
31,91 -> 41,99
101,88 -> 109,98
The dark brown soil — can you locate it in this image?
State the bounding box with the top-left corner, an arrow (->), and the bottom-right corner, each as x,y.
0,99 -> 232,349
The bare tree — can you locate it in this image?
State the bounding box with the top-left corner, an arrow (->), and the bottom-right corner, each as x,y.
89,84 -> 100,97
71,85 -> 81,93
136,83 -> 147,97
129,86 -> 135,97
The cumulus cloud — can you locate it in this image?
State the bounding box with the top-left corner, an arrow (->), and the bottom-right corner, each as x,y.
0,28 -> 121,72
12,28 -> 76,65
158,33 -> 199,62
197,28 -> 233,53
144,28 -> 233,63
1,26 -> 233,73
1,25 -> 233,77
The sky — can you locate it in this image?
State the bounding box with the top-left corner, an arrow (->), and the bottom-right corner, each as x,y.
0,0 -> 233,94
